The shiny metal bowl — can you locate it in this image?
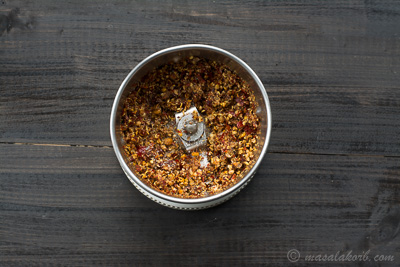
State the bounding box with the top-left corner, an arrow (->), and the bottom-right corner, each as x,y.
110,44 -> 272,210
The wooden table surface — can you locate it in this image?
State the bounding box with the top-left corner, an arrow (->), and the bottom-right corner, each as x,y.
1,1 -> 399,266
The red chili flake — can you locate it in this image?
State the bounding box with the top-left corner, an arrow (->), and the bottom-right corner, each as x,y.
241,89 -> 249,98
135,165 -> 142,172
244,125 -> 254,134
196,74 -> 205,83
137,146 -> 152,159
218,132 -> 226,141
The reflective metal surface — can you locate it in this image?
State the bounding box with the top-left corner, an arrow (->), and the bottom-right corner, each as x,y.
110,44 -> 272,209
175,106 -> 206,151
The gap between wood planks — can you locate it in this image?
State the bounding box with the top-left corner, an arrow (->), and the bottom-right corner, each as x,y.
0,142 -> 399,158
0,142 -> 112,149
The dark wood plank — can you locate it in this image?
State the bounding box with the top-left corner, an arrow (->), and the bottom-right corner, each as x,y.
1,1 -> 400,266
1,144 -> 399,266
0,0 -> 399,156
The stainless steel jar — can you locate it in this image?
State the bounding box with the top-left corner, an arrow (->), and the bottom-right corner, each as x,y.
110,44 -> 272,210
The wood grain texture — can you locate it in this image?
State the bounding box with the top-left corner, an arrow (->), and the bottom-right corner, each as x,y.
1,0 -> 399,155
1,144 -> 399,266
1,0 -> 400,266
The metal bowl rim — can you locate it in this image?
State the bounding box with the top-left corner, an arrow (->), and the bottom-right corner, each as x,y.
110,44 -> 272,204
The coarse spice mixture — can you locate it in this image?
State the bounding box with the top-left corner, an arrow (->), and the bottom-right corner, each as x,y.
121,56 -> 260,198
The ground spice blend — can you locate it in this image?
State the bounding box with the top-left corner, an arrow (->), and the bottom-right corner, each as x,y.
121,56 -> 261,198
